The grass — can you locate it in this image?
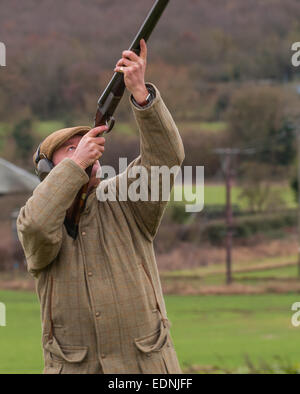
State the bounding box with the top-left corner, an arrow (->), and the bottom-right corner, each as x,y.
160,254 -> 300,295
161,254 -> 299,288
0,291 -> 43,374
0,120 -> 226,140
32,120 -> 65,138
201,263 -> 298,286
31,120 -> 227,137
203,184 -> 296,209
235,264 -> 298,280
32,120 -> 135,138
171,183 -> 297,210
162,254 -> 298,279
178,121 -> 227,133
113,122 -> 137,135
1,290 -> 300,373
168,293 -> 300,372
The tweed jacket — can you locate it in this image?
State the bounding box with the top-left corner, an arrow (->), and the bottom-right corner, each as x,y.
17,84 -> 185,374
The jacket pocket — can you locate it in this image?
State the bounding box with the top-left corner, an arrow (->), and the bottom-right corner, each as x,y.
134,319 -> 169,353
44,335 -> 88,363
134,319 -> 170,374
43,360 -> 63,374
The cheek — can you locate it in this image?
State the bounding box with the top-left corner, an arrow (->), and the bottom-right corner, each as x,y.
52,152 -> 61,166
52,150 -> 72,166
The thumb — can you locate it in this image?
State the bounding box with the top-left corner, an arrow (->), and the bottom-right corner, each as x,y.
140,39 -> 147,61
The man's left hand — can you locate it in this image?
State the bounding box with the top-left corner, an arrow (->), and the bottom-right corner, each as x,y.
114,39 -> 148,105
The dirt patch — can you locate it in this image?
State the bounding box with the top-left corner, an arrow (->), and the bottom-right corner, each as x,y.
161,279 -> 300,295
1,276 -> 300,295
0,279 -> 35,292
156,235 -> 298,272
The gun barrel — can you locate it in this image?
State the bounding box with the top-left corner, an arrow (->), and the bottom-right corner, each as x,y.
97,0 -> 169,108
69,0 -> 170,239
129,0 -> 170,53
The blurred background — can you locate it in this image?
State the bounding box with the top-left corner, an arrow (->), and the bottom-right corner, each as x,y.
1,0 -> 300,374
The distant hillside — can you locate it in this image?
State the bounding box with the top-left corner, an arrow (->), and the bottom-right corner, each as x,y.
0,0 -> 300,121
1,0 -> 299,75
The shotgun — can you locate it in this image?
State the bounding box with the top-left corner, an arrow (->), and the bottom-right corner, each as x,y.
64,0 -> 170,239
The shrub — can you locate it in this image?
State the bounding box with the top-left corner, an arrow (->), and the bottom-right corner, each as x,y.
192,209 -> 297,245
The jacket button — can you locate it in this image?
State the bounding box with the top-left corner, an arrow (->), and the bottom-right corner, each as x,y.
88,272 -> 93,277
82,231 -> 86,236
95,312 -> 101,317
101,354 -> 106,359
146,354 -> 151,358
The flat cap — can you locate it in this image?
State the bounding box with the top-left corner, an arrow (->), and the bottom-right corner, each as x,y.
33,125 -> 91,167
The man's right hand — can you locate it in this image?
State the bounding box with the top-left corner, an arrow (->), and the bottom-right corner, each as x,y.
72,125 -> 108,170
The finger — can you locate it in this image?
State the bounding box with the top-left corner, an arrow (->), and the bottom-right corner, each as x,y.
115,58 -> 134,68
92,143 -> 105,152
116,65 -> 136,76
95,145 -> 105,158
115,65 -> 136,74
139,39 -> 147,61
122,50 -> 140,62
115,66 -> 124,73
88,125 -> 108,137
91,136 -> 106,145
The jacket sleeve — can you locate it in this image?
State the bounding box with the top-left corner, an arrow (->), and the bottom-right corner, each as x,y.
97,83 -> 185,240
17,158 -> 89,275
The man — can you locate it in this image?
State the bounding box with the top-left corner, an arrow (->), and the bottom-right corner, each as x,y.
17,39 -> 185,374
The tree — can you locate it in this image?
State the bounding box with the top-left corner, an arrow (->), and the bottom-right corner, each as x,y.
11,118 -> 35,164
227,85 -> 296,212
227,85 -> 296,167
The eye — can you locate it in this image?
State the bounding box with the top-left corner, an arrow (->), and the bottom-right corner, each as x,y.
67,146 -> 76,152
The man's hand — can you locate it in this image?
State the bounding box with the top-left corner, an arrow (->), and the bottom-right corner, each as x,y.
114,39 -> 148,105
72,126 -> 107,170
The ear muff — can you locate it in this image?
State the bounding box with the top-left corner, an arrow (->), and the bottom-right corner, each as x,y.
35,144 -> 54,181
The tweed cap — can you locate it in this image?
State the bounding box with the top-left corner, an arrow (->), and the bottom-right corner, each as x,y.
33,126 -> 91,167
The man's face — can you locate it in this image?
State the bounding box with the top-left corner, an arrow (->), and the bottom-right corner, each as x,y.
52,134 -> 101,189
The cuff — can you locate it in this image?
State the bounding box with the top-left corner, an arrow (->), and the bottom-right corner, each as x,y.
58,157 -> 90,184
130,83 -> 157,110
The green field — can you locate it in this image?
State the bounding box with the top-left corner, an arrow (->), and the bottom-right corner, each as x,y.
162,254 -> 298,285
31,120 -> 227,137
178,121 -> 227,133
0,120 -> 226,141
172,183 -> 297,210
0,290 -> 300,373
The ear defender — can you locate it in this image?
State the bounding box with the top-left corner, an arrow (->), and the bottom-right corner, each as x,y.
34,144 -> 54,181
